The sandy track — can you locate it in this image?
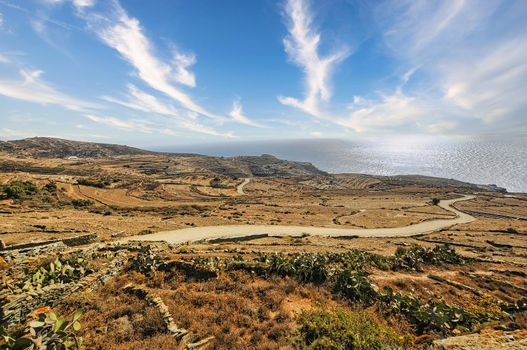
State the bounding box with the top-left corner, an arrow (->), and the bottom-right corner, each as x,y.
127,195 -> 476,244
236,178 -> 251,195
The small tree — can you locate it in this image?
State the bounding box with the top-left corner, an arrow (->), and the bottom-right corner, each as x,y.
43,182 -> 57,193
3,181 -> 39,199
431,198 -> 440,205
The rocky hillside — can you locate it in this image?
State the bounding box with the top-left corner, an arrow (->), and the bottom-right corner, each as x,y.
186,154 -> 327,177
0,137 -> 327,178
0,137 -> 152,158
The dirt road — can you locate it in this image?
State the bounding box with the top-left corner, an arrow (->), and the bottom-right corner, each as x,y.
236,178 -> 251,195
127,195 -> 476,244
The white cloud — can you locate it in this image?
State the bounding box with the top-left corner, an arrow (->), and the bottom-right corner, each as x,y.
171,51 -> 196,88
160,128 -> 176,136
373,0 -> 527,132
103,85 -> 236,137
278,0 -> 350,117
78,1 -> 220,120
84,114 -> 154,133
31,19 -> 46,34
0,54 -> 9,64
0,12 -> 4,29
228,99 -> 265,128
375,0 -> 473,60
340,91 -> 429,132
0,128 -> 33,140
0,69 -> 99,112
442,38 -> 527,123
39,0 -> 95,9
308,131 -> 322,137
72,0 -> 95,9
103,84 -> 180,117
177,119 -> 235,138
84,113 -> 234,138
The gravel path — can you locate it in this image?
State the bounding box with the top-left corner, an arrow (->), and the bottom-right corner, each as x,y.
236,178 -> 251,195
127,195 -> 476,244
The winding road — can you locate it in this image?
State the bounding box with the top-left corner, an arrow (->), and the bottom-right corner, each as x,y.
127,195 -> 476,244
236,178 -> 251,195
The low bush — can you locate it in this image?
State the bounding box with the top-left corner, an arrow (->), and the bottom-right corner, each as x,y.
71,199 -> 93,208
2,181 -> 39,199
21,256 -> 91,290
0,309 -> 83,349
76,178 -> 109,188
333,270 -> 379,306
389,245 -> 471,272
127,246 -> 166,276
382,287 -> 478,335
42,182 -> 57,193
210,177 -> 228,189
291,307 -> 402,350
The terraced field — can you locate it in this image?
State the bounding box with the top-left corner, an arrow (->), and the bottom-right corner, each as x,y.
1,147 -> 526,349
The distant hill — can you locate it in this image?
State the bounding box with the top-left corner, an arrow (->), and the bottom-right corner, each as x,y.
384,175 -> 507,193
0,137 -> 152,158
0,137 -> 327,177
186,154 -> 328,178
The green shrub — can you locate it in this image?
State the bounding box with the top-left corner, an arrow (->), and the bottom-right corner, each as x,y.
21,257 -> 90,290
333,270 -> 379,306
43,182 -> 57,193
431,198 -> 440,205
71,199 -> 93,208
2,181 -> 39,199
389,245 -> 470,272
267,254 -> 333,284
76,178 -> 108,188
382,287 -> 477,335
127,245 -> 166,276
210,177 -> 228,189
291,307 -> 402,350
0,309 -> 83,349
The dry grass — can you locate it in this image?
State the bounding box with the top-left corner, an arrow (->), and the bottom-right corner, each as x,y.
58,277 -> 172,350
129,269 -> 337,349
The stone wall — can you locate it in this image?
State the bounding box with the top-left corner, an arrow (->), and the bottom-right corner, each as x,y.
123,284 -> 214,349
1,251 -> 126,326
0,233 -> 98,252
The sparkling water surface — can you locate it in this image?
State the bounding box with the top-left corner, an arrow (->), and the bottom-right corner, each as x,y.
159,138 -> 527,193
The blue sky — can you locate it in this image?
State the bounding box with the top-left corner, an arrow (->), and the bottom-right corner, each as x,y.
0,0 -> 526,147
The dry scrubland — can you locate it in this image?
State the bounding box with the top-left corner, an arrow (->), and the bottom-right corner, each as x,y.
1,141 -> 527,349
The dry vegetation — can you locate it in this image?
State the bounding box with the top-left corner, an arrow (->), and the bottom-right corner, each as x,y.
1,149 -> 526,349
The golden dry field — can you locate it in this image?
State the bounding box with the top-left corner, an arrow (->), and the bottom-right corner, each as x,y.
1,149 -> 526,349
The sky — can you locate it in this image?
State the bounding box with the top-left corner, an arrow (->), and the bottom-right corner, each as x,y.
0,0 -> 526,147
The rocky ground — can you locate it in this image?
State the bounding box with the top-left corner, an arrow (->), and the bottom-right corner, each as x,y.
0,138 -> 526,349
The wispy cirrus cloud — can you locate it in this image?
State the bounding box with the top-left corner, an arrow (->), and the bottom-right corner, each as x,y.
368,0 -> 527,132
103,84 -> 180,117
0,69 -> 99,112
171,51 -> 196,88
339,91 -> 430,133
84,114 -> 154,133
82,114 -> 172,135
278,0 -> 350,117
441,37 -> 527,123
103,85 -> 236,137
72,0 -> 95,9
228,99 -> 265,128
76,1 -> 221,120
177,118 -> 235,138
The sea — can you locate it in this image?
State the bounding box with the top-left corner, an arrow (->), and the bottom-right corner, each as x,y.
157,137 -> 527,193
